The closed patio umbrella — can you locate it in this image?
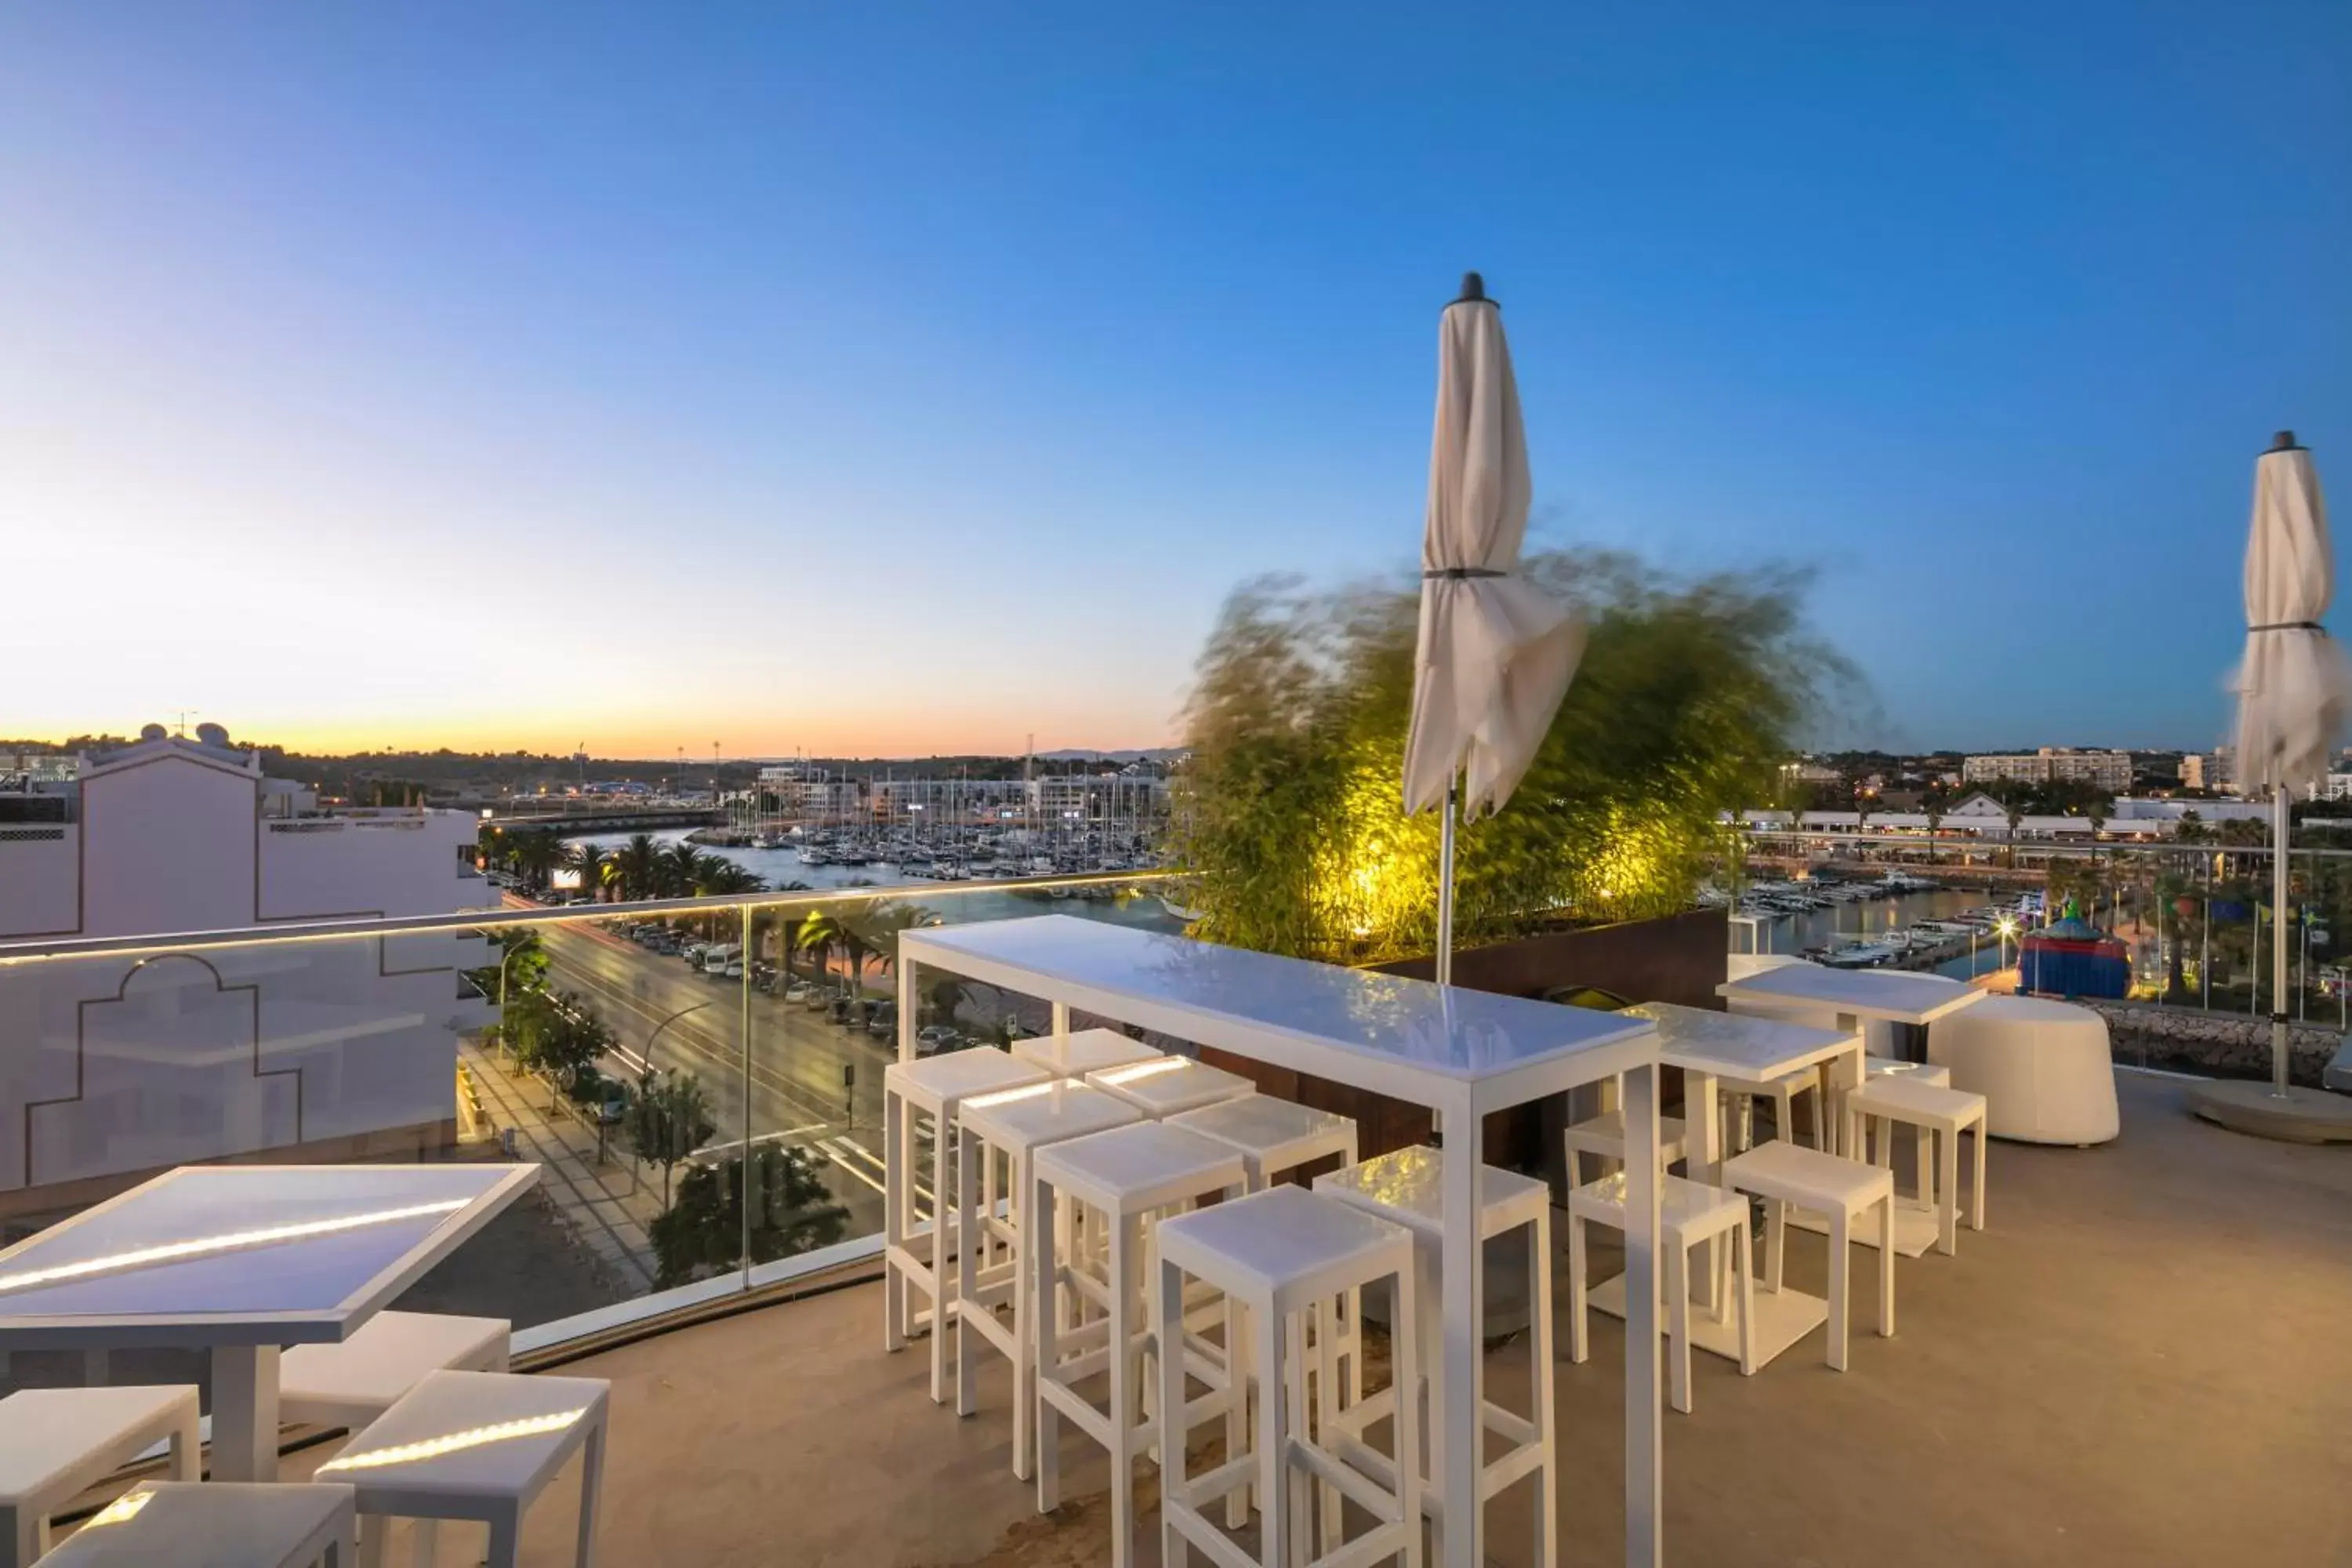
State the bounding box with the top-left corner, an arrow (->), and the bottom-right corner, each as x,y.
2230,430 -> 2347,1097
1403,274 -> 1585,982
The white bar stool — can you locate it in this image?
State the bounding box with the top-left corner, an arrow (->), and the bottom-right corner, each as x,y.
954,1080 -> 1142,1481
1564,1078 -> 1689,1185
281,1312 -> 511,1432
1842,1077 -> 1987,1255
1856,1058 -> 1952,1199
0,1386 -> 200,1568
1720,1142 -> 1896,1370
1715,1064 -> 1831,1155
1316,1146 -> 1555,1566
1153,1186 -> 1423,1568
884,1049 -> 1054,1403
1014,1027 -> 1162,1076
1167,1094 -> 1359,1192
1086,1055 -> 1255,1119
1031,1123 -> 1248,1568
37,1483 -> 354,1568
1566,1172 -> 1754,1414
318,1369 -> 607,1568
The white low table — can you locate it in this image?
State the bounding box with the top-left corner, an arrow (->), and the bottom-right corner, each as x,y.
0,1163 -> 536,1483
900,914 -> 1664,1568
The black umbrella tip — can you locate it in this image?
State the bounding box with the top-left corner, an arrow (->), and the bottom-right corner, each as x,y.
1454,271 -> 1494,307
2272,430 -> 2301,452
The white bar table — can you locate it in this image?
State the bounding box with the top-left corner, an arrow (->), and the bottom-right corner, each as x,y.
0,1163 -> 535,1483
899,914 -> 1665,1568
1584,1002 -> 1864,1369
1716,965 -> 1982,1073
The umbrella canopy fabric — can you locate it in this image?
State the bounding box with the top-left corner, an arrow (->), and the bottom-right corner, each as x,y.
1401,283 -> 1584,820
2232,439 -> 2347,796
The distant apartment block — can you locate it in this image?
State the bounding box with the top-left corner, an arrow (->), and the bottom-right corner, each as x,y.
1961,747 -> 2133,793
0,724 -> 497,1203
1777,760 -> 1845,787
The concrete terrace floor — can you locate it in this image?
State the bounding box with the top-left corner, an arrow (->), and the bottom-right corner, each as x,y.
270,1071 -> 2351,1568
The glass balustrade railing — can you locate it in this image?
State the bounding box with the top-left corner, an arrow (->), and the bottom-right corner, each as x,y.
0,870 -> 1193,1367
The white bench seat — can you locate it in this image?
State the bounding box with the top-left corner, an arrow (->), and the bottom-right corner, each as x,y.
0,1385 -> 200,1568
280,1312 -> 511,1432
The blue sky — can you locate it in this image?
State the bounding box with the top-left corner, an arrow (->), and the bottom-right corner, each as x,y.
3,2 -> 2346,756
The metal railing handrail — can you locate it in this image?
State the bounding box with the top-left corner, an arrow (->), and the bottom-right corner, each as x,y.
0,868 -> 1192,966
1735,826 -> 2352,861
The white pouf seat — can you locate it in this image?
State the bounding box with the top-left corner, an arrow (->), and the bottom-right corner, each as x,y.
317,1369 -> 608,1568
1927,994 -> 2120,1145
280,1312 -> 511,1432
40,1483 -> 354,1568
0,1386 -> 200,1568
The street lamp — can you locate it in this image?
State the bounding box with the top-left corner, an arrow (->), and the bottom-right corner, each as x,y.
641,1000 -> 713,1078
1994,915 -> 2019,971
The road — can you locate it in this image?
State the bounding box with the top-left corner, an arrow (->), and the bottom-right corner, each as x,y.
539,920 -> 898,1238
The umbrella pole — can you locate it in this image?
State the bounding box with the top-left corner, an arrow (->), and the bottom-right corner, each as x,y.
2273,784 -> 2292,1098
1436,777 -> 1458,987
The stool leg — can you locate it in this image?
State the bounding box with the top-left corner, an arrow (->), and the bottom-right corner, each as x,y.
575,1417 -> 605,1568
1225,1293 -> 1250,1530
1156,1256 -> 1189,1568
1255,1303 -> 1287,1568
1388,1251 -> 1425,1568
358,1519 -> 386,1568
1283,1311 -> 1310,1568
410,1521 -> 437,1568
1878,1196 -> 1896,1338
1107,1212 -> 1138,1568
1666,1240 -> 1691,1415
1711,1229 -> 1731,1326
885,1091 -> 907,1355
1826,1210 -> 1851,1371
1034,1174 -> 1063,1516
486,1507 -> 520,1568
1765,1199 -> 1785,1295
1528,1209 -> 1557,1568
1734,1221 -> 1756,1376
1936,1127 -> 1959,1256
1012,1152 -> 1035,1483
1566,1209 -> 1589,1365
954,1131 -> 980,1417
1970,1121 -> 1987,1231
5,1507 -> 36,1568
172,1403 -> 201,1480
1313,1297 -> 1341,1564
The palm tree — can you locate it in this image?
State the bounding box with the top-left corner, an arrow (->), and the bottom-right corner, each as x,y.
692,854 -> 765,897
510,833 -> 563,891
657,841 -> 703,899
611,834 -> 662,902
851,903 -> 941,981
564,841 -> 609,901
797,908 -> 870,989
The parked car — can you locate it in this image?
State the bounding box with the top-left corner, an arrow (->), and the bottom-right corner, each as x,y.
784,982 -> 814,1004
915,1025 -> 960,1057
804,987 -> 833,1011
866,1004 -> 898,1039
829,996 -> 855,1025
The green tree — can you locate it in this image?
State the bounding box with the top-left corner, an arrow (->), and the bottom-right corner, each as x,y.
657,840 -> 704,898
517,991 -> 611,1110
610,833 -> 662,901
648,1143 -> 851,1288
563,842 -> 608,901
510,833 -> 563,891
1174,551 -> 1853,960
626,1069 -> 717,1210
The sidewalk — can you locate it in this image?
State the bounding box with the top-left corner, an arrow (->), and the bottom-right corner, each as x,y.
461,1040 -> 661,1293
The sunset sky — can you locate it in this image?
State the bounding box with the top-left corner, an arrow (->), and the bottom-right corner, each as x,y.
4,4 -> 2347,758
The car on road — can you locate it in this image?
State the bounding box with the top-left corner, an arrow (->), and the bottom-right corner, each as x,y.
865,1004 -> 898,1039
783,982 -> 813,1004
915,1025 -> 960,1056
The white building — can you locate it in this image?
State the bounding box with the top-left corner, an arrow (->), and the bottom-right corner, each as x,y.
0,725 -> 497,1206
1961,748 -> 2134,793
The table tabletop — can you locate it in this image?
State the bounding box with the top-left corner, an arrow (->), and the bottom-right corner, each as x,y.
1715,964 -> 1984,1026
1621,1001 -> 1861,1079
902,916 -> 1656,1104
0,1163 -> 537,1349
